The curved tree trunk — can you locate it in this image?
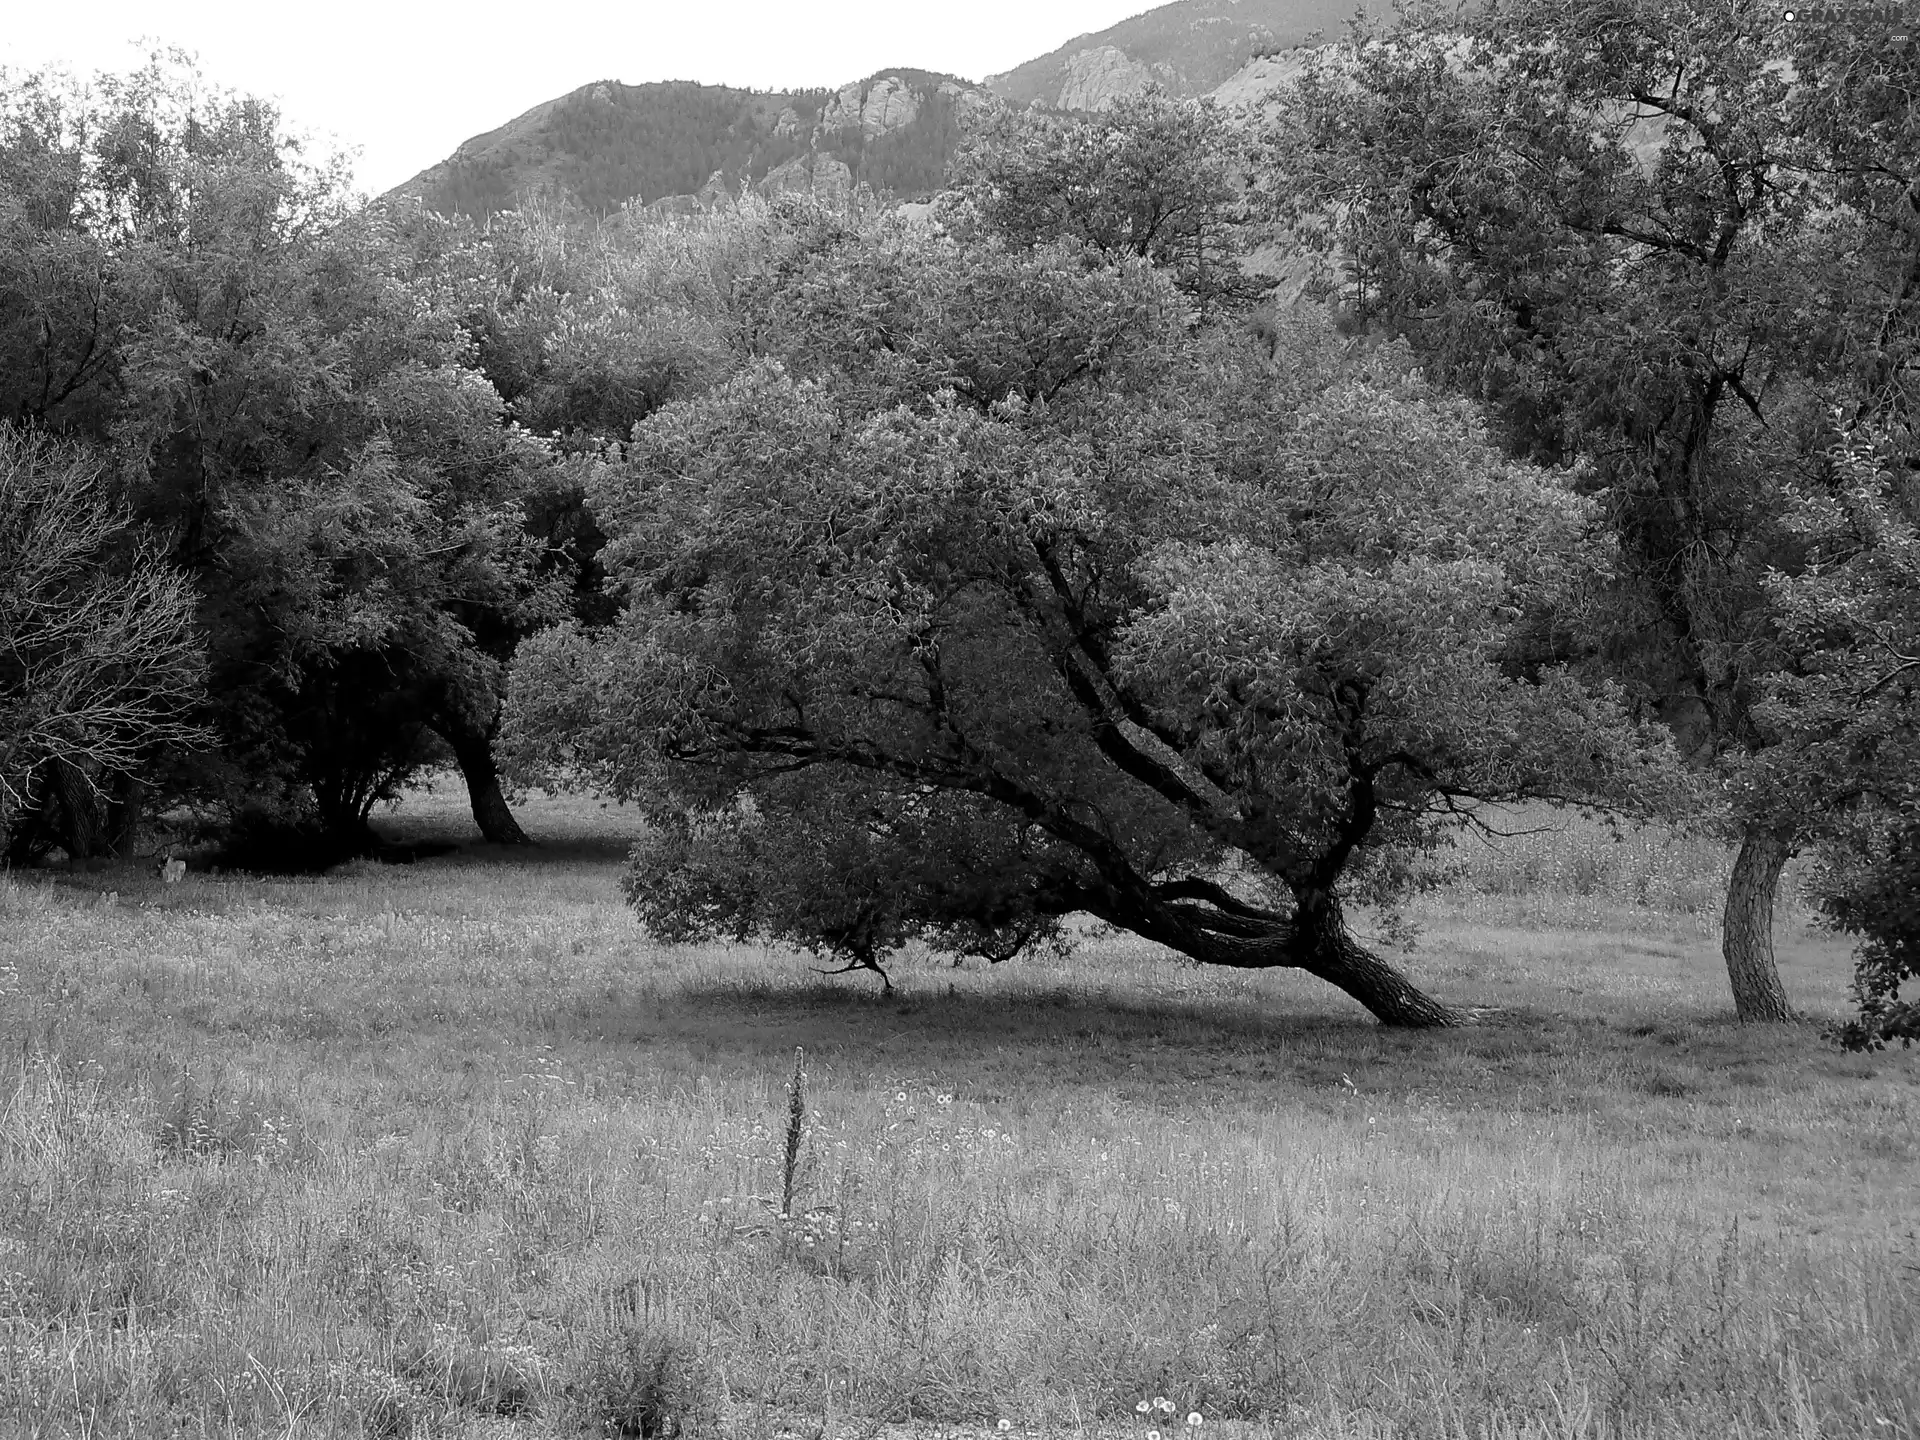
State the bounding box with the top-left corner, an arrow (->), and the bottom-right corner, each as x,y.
1294,921 -> 1464,1026
1106,885 -> 1467,1027
1283,895 -> 1464,1027
436,713 -> 533,847
1722,823 -> 1798,1023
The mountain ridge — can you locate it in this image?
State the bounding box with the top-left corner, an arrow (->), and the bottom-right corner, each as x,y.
385,0 -> 1358,219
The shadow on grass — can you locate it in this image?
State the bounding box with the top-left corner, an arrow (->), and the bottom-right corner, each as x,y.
574,973 -> 1874,1116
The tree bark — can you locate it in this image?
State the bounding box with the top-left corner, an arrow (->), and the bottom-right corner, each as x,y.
47,758 -> 105,865
105,773 -> 146,859
436,714 -> 533,847
1722,823 -> 1798,1023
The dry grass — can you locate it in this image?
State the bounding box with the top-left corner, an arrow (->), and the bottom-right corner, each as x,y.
0,784 -> 1914,1439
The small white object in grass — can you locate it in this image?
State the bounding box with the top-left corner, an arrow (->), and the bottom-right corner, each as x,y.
998,1421 -> 1012,1432
1137,1401 -> 1151,1414
1187,1414 -> 1203,1427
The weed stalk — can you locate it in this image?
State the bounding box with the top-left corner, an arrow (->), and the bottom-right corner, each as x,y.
781,1046 -> 805,1219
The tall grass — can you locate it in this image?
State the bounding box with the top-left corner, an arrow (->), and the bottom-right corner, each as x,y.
1405,804 -> 1815,936
0,791 -> 1911,1438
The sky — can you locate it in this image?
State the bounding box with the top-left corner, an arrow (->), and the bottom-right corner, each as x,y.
0,1 -> 1170,197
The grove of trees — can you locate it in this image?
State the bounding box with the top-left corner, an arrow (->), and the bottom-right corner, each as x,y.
2,6 -> 1913,1038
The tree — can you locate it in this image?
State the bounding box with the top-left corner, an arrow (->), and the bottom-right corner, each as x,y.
1754,424 -> 1920,1047
0,56 -> 567,852
942,87 -> 1261,315
0,427 -> 204,862
506,216 -> 1674,1026
1262,0 -> 1920,1020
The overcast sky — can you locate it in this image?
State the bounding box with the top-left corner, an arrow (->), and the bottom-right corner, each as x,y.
1,1 -> 1162,196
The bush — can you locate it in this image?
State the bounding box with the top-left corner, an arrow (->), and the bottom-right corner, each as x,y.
570,1322 -> 716,1439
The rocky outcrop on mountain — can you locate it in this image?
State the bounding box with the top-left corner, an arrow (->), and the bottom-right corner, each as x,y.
758,152 -> 854,206
1056,46 -> 1158,112
988,0 -> 1365,108
822,75 -> 921,136
1208,49 -> 1318,114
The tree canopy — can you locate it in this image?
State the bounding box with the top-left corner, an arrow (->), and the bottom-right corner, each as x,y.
507,211 -> 1675,1025
942,87 -> 1261,313
0,55 -> 579,857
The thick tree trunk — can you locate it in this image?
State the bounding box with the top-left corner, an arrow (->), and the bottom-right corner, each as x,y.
105,773 -> 146,860
1722,823 -> 1798,1023
47,758 -> 105,865
1112,886 -> 1468,1027
437,715 -> 532,847
1287,897 -> 1465,1027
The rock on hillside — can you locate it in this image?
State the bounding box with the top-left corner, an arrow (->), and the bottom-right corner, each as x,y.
986,0 -> 1378,109
1057,46 -> 1160,112
757,152 -> 856,205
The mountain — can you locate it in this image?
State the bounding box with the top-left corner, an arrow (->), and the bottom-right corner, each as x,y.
384,1 -> 1391,218
391,70 -> 986,219
984,0 -> 1377,110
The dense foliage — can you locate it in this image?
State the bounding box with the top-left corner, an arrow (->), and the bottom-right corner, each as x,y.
0,56 -> 572,859
943,88 -> 1262,313
1262,0 -> 1920,1020
505,209 -> 1675,1026
1757,427 -> 1920,1048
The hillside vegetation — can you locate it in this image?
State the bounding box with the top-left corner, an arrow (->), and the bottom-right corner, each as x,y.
986,0 -> 1370,108
397,69 -> 981,218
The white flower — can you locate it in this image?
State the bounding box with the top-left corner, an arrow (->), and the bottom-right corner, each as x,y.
1149,1431 -> 1162,1440
1136,1401 -> 1151,1414
1155,1398 -> 1175,1413
1187,1414 -> 1203,1427
998,1422 -> 1012,1433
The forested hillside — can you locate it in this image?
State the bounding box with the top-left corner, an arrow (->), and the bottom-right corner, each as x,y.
985,0 -> 1367,108
397,70 -> 979,218
413,82 -> 814,217
389,0 -> 1373,218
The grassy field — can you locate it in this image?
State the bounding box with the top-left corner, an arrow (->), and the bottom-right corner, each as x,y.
1,784 -> 1915,1439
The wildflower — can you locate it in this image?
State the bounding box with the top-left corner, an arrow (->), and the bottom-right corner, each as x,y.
1137,1401 -> 1151,1414
1149,1431 -> 1162,1440
1187,1414 -> 1203,1427
999,1422 -> 1013,1433
1155,1398 -> 1174,1413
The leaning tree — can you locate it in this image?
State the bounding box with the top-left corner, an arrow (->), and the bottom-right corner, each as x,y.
506,214 -> 1676,1026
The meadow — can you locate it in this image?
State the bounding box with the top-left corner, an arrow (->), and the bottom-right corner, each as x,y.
0,785 -> 1915,1439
